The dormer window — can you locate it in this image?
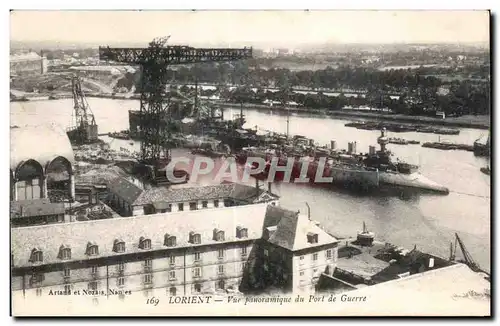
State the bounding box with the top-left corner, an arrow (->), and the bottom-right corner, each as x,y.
164,234 -> 177,247
139,237 -> 152,250
213,229 -> 225,242
29,248 -> 43,263
113,239 -> 125,253
307,232 -> 319,244
86,242 -> 99,256
189,232 -> 201,245
58,245 -> 71,260
236,226 -> 248,239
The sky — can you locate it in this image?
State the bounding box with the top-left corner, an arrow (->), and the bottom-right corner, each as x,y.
10,10 -> 490,48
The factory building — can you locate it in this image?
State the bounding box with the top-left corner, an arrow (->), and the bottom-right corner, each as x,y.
11,204 -> 339,303
10,125 -> 76,203
10,52 -> 48,76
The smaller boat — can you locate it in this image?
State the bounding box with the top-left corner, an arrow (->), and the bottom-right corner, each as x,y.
356,222 -> 375,246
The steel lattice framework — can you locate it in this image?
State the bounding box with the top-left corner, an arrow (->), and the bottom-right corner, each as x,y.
99,38 -> 253,165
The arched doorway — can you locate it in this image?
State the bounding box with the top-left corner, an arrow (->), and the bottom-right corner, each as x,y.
14,159 -> 44,200
45,156 -> 74,202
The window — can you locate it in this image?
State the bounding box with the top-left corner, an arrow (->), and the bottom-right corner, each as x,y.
213,229 -> 225,242
30,249 -> 43,263
241,246 -> 248,256
193,267 -> 202,278
178,203 -> 184,211
117,261 -> 125,272
307,232 -> 319,244
87,243 -> 99,256
88,281 -> 97,291
194,283 -> 202,293
114,240 -> 125,253
313,253 -> 318,261
216,280 -> 225,290
202,201 -> 208,208
326,249 -> 332,259
63,268 -> 71,278
36,288 -> 42,297
194,252 -> 201,261
144,274 -> 152,284
90,265 -> 98,274
189,232 -> 201,244
189,202 -> 197,210
145,259 -> 152,269
300,271 -> 304,276
169,255 -> 176,266
31,273 -> 44,285
218,249 -> 225,259
236,226 -> 248,239
118,277 -> 125,287
164,235 -> 176,247
214,200 -> 219,208
139,237 -> 152,250
218,265 -> 224,274
169,270 -> 176,280
169,287 -> 177,296
59,245 -> 71,260
264,249 -> 269,257
64,284 -> 71,293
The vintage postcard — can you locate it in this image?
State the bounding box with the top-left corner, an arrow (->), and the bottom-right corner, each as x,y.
9,10 -> 491,316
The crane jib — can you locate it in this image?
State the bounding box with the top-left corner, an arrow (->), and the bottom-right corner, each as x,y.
98,46 -> 253,65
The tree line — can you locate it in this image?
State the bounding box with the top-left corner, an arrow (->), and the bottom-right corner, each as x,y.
121,62 -> 490,116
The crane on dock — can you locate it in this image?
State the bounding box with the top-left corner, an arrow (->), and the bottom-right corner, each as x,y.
99,37 -> 253,173
450,233 -> 490,280
66,75 -> 99,145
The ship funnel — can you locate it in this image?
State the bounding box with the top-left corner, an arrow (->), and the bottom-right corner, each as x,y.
330,140 -> 337,150
369,145 -> 376,155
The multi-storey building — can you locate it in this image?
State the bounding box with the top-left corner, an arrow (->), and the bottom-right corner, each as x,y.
105,177 -> 279,217
11,204 -> 339,304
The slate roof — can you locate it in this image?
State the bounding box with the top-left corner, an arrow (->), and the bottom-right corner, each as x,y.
133,182 -> 278,206
264,206 -> 338,251
11,203 -> 271,268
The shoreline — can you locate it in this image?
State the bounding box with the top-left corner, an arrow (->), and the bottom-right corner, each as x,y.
10,92 -> 490,130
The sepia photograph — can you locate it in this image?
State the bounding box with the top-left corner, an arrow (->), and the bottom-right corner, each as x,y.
8,9 -> 491,316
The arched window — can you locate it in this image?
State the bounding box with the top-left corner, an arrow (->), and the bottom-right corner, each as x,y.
169,287 -> 177,296
86,242 -> 99,256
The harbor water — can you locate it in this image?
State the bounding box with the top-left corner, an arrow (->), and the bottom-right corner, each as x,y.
11,98 -> 491,271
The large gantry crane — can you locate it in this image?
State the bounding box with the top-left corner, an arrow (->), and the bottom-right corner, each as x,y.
99,37 -> 252,171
